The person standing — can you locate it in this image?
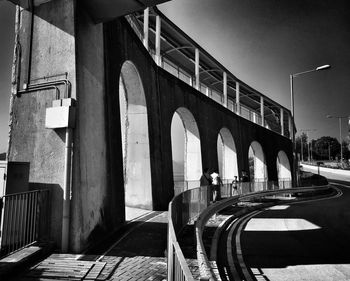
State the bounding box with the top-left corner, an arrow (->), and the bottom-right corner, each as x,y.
210,170 -> 222,202
200,167 -> 212,186
231,175 -> 239,196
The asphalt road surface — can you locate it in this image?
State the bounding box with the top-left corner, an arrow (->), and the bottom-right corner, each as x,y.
238,181 -> 350,281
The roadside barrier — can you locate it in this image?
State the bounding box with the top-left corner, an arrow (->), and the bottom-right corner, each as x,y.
167,182 -> 331,281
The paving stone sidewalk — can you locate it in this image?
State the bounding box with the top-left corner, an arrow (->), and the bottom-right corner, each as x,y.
8,211 -> 169,281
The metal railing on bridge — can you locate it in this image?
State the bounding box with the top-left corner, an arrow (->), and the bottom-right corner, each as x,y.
174,178 -> 292,196
167,180 -> 290,281
125,13 -> 292,139
0,189 -> 50,257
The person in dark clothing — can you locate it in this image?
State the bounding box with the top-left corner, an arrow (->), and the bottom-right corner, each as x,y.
231,175 -> 239,196
200,167 -> 212,186
240,170 -> 249,182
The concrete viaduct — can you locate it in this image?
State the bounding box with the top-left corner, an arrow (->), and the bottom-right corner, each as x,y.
3,0 -> 293,253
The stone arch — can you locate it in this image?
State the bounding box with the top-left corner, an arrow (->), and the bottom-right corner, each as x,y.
119,61 -> 152,210
248,141 -> 267,182
277,150 -> 292,185
171,107 -> 202,191
217,127 -> 239,181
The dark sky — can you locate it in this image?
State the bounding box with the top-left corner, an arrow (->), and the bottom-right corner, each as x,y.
0,1 -> 15,152
159,0 -> 350,142
0,0 -> 350,152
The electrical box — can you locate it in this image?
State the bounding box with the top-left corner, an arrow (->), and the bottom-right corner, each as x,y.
45,98 -> 76,129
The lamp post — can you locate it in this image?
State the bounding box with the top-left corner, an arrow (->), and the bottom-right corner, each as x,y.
290,64 -> 330,186
326,115 -> 349,163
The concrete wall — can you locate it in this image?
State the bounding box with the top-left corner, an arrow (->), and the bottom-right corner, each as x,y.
8,0 -> 76,249
301,163 -> 350,182
72,5 -> 113,252
8,1 -> 116,252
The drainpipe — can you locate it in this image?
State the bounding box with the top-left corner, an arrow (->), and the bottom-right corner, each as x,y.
61,127 -> 72,252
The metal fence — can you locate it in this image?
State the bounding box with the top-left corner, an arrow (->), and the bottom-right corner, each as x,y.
174,179 -> 292,196
0,189 -> 50,257
125,13 -> 291,139
167,180 -> 295,280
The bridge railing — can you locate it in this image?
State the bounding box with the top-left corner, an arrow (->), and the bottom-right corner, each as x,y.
125,14 -> 291,139
174,178 -> 292,196
167,180 -> 286,280
0,189 -> 50,257
194,184 -> 332,280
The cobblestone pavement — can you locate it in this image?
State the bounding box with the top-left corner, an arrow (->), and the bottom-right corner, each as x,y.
9,211 -> 169,281
99,211 -> 168,281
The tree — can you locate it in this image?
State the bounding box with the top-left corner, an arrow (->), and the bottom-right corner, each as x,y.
314,136 -> 340,160
296,132 -> 308,161
342,139 -> 350,160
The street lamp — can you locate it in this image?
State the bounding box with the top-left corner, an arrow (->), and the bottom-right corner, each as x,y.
290,64 -> 331,186
326,114 -> 349,163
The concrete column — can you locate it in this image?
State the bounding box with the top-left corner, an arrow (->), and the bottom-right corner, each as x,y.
205,87 -> 209,97
253,112 -> 257,123
236,82 -> 240,115
155,15 -> 161,66
260,96 -> 264,126
280,108 -> 284,136
7,0 -> 116,253
289,114 -> 293,140
143,8 -> 149,51
195,48 -> 200,90
223,72 -> 227,107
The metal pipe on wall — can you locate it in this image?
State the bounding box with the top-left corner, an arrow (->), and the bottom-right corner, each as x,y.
16,78 -> 73,252
61,127 -> 73,253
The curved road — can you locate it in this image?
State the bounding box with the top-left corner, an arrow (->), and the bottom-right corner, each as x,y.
217,182 -> 350,281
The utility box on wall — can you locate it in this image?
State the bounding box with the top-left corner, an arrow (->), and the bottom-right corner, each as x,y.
45,98 -> 76,129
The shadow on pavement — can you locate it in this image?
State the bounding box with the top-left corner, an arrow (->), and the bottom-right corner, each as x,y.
242,184 -> 350,269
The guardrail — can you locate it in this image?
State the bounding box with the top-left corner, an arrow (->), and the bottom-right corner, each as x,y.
167,181 -> 329,280
173,179 -> 291,196
125,13 -> 291,139
195,184 -> 332,280
0,189 -> 50,257
167,181 -> 282,281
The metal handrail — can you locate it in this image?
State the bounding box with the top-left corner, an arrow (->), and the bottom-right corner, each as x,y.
167,182 -> 329,280
124,14 -> 291,139
167,204 -> 195,281
195,185 -> 332,280
0,189 -> 50,257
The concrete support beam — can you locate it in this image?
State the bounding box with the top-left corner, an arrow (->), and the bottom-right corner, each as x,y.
223,72 -> 227,107
143,8 -> 149,51
195,48 -> 200,91
236,82 -> 240,115
6,0 -> 171,23
7,0 -> 115,253
280,108 -> 284,136
155,15 -> 161,66
260,96 -> 264,126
